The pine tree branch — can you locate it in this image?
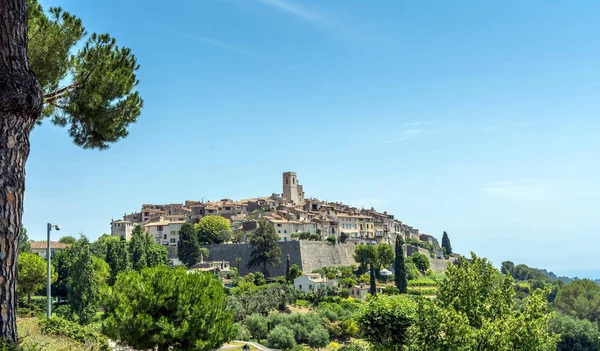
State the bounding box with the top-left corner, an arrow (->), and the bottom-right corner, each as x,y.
43,83 -> 77,103
48,100 -> 68,110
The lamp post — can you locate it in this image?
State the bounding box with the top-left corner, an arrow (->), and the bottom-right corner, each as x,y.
46,223 -> 60,318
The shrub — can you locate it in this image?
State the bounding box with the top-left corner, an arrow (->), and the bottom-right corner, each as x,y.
236,324 -> 252,341
38,316 -> 109,350
327,236 -> 337,244
411,253 -> 430,273
308,326 -> 330,349
244,314 -> 269,341
339,341 -> 370,351
407,288 -> 438,296
408,278 -> 438,287
383,286 -> 400,295
268,325 -> 296,350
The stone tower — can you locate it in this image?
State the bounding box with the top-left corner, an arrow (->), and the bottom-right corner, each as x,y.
283,172 -> 299,204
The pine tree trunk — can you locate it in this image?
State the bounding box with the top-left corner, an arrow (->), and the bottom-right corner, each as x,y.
0,0 -> 43,342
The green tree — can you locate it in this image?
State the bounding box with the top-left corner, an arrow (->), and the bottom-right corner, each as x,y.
68,237 -> 99,325
17,252 -> 56,305
1,0 -> 143,340
354,244 -> 376,274
244,314 -> 269,341
407,253 -> 558,351
554,279 -> 600,324
287,264 -> 303,283
105,238 -> 130,285
340,232 -> 349,244
357,294 -> 417,350
216,230 -> 232,244
500,260 -> 515,275
146,243 -> 169,268
90,234 -> 119,260
369,264 -> 377,295
395,236 -> 407,293
91,256 -> 110,286
196,216 -> 231,244
411,253 -> 430,273
58,236 -> 77,245
308,326 -> 330,350
19,227 -> 32,253
550,313 -> 600,351
177,223 -> 201,267
129,225 -> 148,271
51,249 -> 74,301
248,219 -> 281,277
441,231 -> 452,256
102,266 -> 235,351
267,325 -> 296,350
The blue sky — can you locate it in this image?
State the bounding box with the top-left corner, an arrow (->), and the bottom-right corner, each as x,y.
26,0 -> 600,278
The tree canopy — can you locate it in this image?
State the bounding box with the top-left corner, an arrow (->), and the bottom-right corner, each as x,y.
68,237 -> 99,325
58,236 -> 77,245
18,252 -> 56,304
19,227 -> 31,253
554,279 -> 600,324
177,223 -> 201,267
248,219 -> 281,277
196,216 -> 231,244
441,231 -> 452,256
395,236 -> 407,293
102,266 -> 235,351
27,0 -> 143,149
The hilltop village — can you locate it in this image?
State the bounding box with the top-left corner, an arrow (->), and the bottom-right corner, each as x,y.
110,172 -> 448,265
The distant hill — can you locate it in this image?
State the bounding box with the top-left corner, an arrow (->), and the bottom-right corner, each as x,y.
500,260 -> 600,284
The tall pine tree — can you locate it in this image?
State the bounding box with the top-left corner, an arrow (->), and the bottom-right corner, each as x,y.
177,223 -> 201,267
129,225 -> 148,271
106,237 -> 130,284
395,235 -> 408,293
0,1 -> 142,339
442,231 -> 453,257
68,237 -> 98,325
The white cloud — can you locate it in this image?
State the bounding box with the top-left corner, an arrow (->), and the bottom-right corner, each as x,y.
482,178 -> 560,200
386,129 -> 422,143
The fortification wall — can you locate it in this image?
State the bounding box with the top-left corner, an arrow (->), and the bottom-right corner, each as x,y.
191,241 -> 452,276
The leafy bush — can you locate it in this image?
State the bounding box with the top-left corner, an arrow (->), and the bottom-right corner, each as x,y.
411,253 -> 430,273
338,341 -> 370,351
382,286 -> 400,295
407,288 -> 438,296
244,314 -> 269,341
308,326 -> 330,349
38,316 -> 109,350
408,278 -> 438,287
327,236 -> 337,244
404,238 -> 434,254
17,297 -> 46,318
268,325 -> 296,350
549,313 -> 600,351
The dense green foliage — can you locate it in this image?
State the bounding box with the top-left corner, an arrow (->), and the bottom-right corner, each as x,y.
196,216 -> 231,244
129,225 -> 148,271
102,266 -> 234,351
411,253 -> 430,273
549,313 -> 600,351
441,231 -> 452,256
177,223 -> 201,267
68,237 -> 99,325
404,238 -> 434,255
395,236 -> 408,293
267,325 -> 296,350
554,279 -> 600,324
58,236 -> 77,245
38,316 -> 109,350
19,227 -> 31,254
17,252 -> 56,304
28,0 -> 143,149
357,294 -> 417,350
105,237 -> 130,284
248,220 -> 281,276
407,253 -> 558,351
90,234 -> 119,260
287,264 -> 303,283
369,264 -> 377,295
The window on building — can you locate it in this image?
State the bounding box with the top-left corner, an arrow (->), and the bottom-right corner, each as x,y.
163,234 -> 167,239
170,231 -> 176,235
284,230 -> 287,233
278,230 -> 281,234
170,238 -> 176,243
157,226 -> 163,231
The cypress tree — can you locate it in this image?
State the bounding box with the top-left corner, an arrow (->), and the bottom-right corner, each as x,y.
286,254 -> 291,283
369,263 -> 377,296
177,223 -> 201,267
442,231 -> 453,257
395,235 -> 408,293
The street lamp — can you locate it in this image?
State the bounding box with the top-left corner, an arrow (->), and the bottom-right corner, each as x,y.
47,223 -> 60,318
